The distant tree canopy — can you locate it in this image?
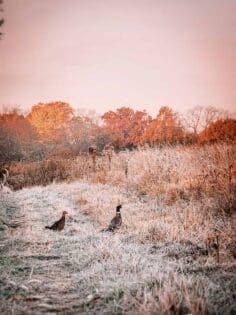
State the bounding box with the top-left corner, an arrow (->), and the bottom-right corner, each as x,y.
183,105 -> 228,135
0,127 -> 23,162
0,109 -> 38,161
199,119 -> 236,143
27,102 -> 73,142
102,107 -> 151,148
65,115 -> 103,152
0,111 -> 36,145
141,106 -> 184,145
0,101 -> 234,162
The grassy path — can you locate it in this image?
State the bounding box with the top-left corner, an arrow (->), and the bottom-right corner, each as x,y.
0,184 -> 98,314
0,182 -> 235,314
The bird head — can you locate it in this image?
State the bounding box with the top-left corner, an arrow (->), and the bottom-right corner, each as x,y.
116,205 -> 122,213
62,211 -> 68,216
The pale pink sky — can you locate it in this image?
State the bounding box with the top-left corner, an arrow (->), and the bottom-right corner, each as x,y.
0,0 -> 236,115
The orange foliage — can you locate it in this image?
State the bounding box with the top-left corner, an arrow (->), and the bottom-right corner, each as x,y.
0,112 -> 36,144
141,106 -> 184,145
102,107 -> 151,148
199,119 -> 236,143
27,102 -> 73,142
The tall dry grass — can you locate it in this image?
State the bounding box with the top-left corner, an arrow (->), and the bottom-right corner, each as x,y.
7,158 -> 72,190
8,144 -> 236,213
71,143 -> 235,262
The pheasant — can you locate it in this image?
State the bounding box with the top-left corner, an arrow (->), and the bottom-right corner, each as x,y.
101,205 -> 122,232
45,211 -> 68,231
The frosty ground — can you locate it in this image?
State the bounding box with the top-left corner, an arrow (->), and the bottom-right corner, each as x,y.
0,180 -> 235,315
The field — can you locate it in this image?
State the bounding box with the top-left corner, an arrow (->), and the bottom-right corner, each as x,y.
0,144 -> 236,314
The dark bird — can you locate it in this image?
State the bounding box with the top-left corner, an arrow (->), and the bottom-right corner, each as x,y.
45,211 -> 68,231
101,205 -> 122,232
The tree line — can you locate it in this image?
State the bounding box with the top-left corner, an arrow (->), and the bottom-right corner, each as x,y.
0,102 -> 235,162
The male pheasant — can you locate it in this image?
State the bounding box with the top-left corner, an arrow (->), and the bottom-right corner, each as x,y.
101,205 -> 122,232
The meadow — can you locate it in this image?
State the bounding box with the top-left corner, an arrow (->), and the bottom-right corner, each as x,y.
0,143 -> 235,314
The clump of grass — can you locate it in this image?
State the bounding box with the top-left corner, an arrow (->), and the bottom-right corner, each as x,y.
8,158 -> 72,189
123,277 -> 208,315
125,144 -> 235,208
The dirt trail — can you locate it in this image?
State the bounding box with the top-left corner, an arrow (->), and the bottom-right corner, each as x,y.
0,183 -> 236,315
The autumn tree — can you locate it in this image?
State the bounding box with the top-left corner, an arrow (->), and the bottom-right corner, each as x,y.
65,115 -> 106,153
27,102 -> 73,142
102,107 -> 151,148
0,110 -> 36,145
141,106 -> 184,145
199,119 -> 236,143
182,106 -> 228,139
0,127 -> 23,161
0,108 -> 38,160
68,109 -> 109,152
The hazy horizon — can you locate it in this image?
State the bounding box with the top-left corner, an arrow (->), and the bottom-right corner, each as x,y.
1,0 -> 236,116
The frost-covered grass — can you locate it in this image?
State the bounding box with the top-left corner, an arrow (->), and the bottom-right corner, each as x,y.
0,178 -> 235,314
71,144 -> 236,260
